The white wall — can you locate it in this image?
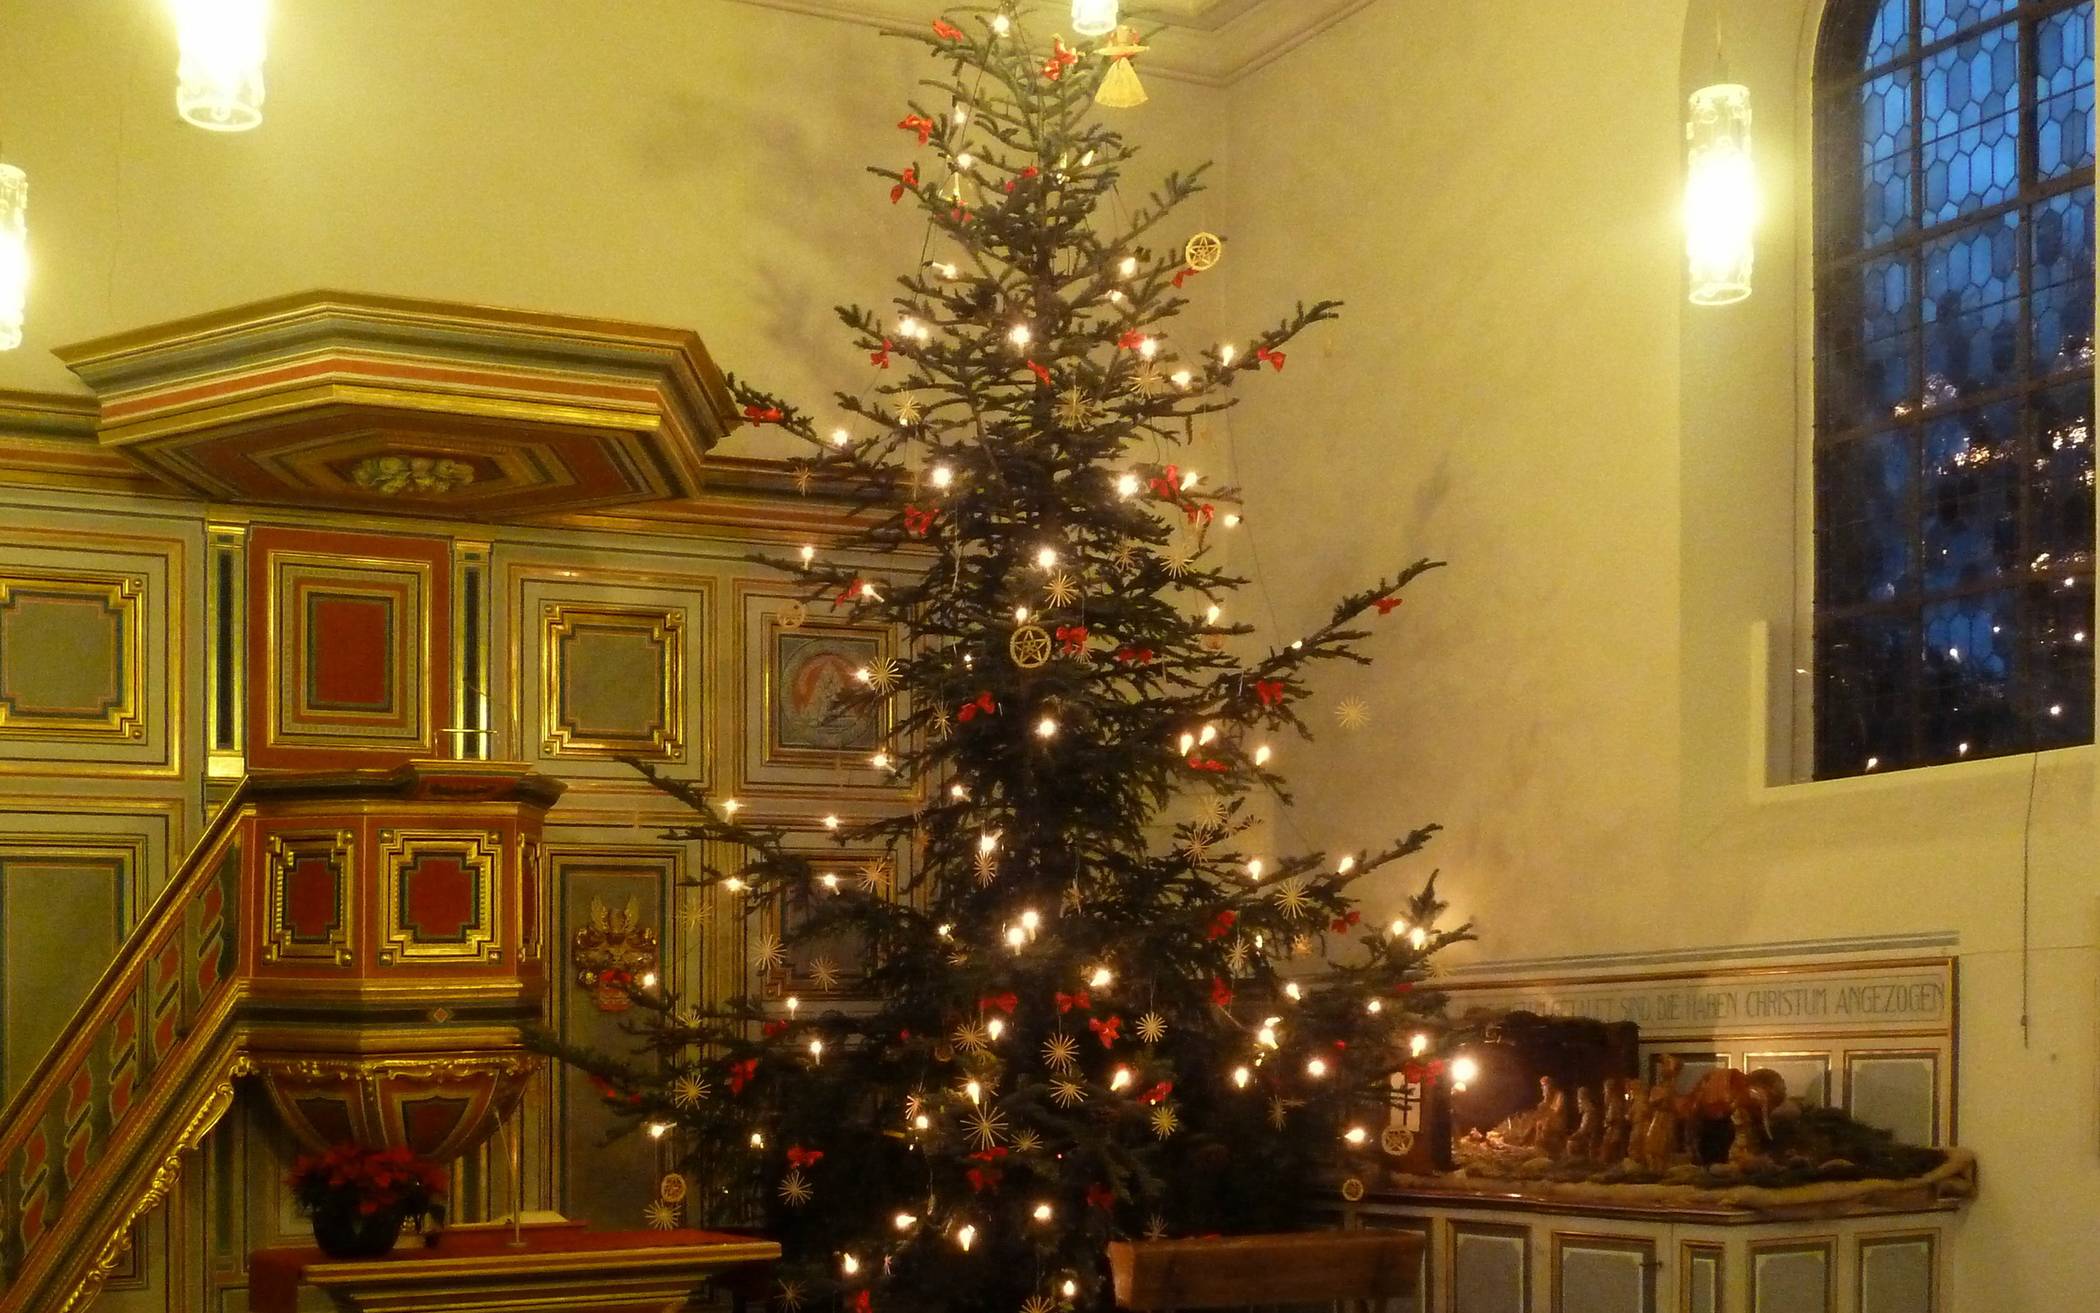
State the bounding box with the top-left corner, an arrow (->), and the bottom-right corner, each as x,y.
0,0 -> 1228,459
1226,0 -> 2100,1303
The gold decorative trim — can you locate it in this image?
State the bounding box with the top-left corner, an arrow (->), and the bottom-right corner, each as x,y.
1679,1240 -> 1724,1313
539,601 -> 686,760
269,552 -> 433,750
1855,1228 -> 1939,1313
1442,1221 -> 1530,1313
262,829 -> 355,964
0,569 -> 146,741
377,828 -> 504,962
1746,1237 -> 1836,1313
1547,1231 -> 1654,1313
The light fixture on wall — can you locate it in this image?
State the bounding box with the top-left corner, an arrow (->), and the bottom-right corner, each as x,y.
1684,16 -> 1756,306
1072,0 -> 1121,38
0,161 -> 26,351
171,0 -> 268,132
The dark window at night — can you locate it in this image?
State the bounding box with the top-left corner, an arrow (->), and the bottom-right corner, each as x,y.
1814,0 -> 2096,777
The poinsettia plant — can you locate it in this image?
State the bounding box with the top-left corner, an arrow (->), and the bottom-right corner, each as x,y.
287,1144 -> 448,1224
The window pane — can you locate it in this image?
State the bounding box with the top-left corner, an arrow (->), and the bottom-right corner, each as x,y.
1921,214 -> 2020,396
1817,431 -> 1916,606
1815,611 -> 1920,776
1923,401 -> 2020,589
1920,591 -> 2020,759
2037,4 -> 2096,180
1921,0 -> 2017,45
2026,576 -> 2095,745
1920,22 -> 2022,225
1859,69 -> 1917,247
1821,256 -> 1920,430
2031,381 -> 2096,574
1867,0 -> 1909,67
2033,186 -> 2097,373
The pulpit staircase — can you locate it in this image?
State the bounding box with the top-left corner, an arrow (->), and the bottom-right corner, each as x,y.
0,763 -> 562,1313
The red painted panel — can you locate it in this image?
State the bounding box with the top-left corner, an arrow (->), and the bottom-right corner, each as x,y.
285,857 -> 340,941
399,1096 -> 471,1157
403,856 -> 475,941
306,595 -> 394,710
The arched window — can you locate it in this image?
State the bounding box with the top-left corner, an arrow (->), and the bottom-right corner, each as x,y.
1814,0 -> 2096,777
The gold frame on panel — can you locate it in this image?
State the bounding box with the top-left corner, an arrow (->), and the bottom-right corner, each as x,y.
1678,1241 -> 1724,1313
1549,1231 -> 1655,1313
206,523 -> 248,780
0,569 -> 146,741
757,838 -> 900,1002
1856,1227 -> 1939,1313
269,551 -> 434,751
262,830 -> 355,965
376,828 -> 503,963
1843,1048 -> 1943,1146
1741,1050 -> 1834,1106
538,600 -> 686,761
1746,1238 -> 1835,1313
760,610 -> 896,767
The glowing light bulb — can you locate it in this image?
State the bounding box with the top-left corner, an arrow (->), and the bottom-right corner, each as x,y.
1015,606 -> 1032,623
1138,337 -> 1159,360
1388,919 -> 1409,938
808,1038 -> 825,1061
914,1113 -> 931,1130
1284,981 -> 1302,1001
950,783 -> 969,800
1009,323 -> 1032,347
1178,732 -> 1196,755
820,872 -> 840,890
1343,1126 -> 1368,1145
786,996 -> 801,1016
1336,855 -> 1354,875
1180,470 -> 1198,490
1090,966 -> 1114,989
750,1131 -> 766,1149
991,13 -> 1011,35
1033,1202 -> 1054,1221
1451,1056 -> 1480,1086
931,464 -> 955,490
895,1213 -> 918,1231
841,1254 -> 861,1276
800,544 -> 817,565
938,923 -> 954,938
957,1224 -> 977,1251
854,667 -> 874,685
1204,605 -> 1222,626
1199,723 -> 1218,745
1110,1067 -> 1134,1091
1305,1058 -> 1328,1078
1172,369 -> 1193,389
1408,928 -> 1429,950
1219,343 -> 1237,366
871,751 -> 891,771
1020,909 -> 1042,932
722,798 -> 742,816
952,105 -> 969,127
723,877 -> 746,894
831,427 -> 851,447
647,1121 -> 671,1139
1254,745 -> 1273,767
1256,1024 -> 1278,1049
1063,1281 -> 1079,1299
965,1080 -> 983,1103
987,1017 -> 1007,1040
1037,546 -> 1060,569
1006,925 -> 1028,948
0,166 -> 24,352
171,0 -> 268,132
823,814 -> 841,831
1232,1066 -> 1251,1088
1072,0 -> 1120,37
1366,999 -> 1384,1014
979,833 -> 999,855
1246,859 -> 1265,882
1118,255 -> 1139,277
1685,82 -> 1758,307
1116,472 -> 1141,498
1409,1033 -> 1429,1057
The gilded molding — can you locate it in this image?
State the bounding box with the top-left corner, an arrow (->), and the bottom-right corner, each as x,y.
262,829 -> 356,965
376,828 -> 504,963
538,601 -> 686,761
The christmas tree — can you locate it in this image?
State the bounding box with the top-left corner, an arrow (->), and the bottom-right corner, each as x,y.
555,8 -> 1470,1311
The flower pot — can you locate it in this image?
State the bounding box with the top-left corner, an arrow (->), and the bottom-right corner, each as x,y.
309,1200 -> 406,1260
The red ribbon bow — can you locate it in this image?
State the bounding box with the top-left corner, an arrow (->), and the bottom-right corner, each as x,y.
1374,595 -> 1404,615
835,579 -> 869,609
742,404 -> 783,423
979,992 -> 1019,1015
850,1293 -> 871,1313
1210,976 -> 1235,1007
1117,330 -> 1147,351
1187,757 -> 1228,773
1004,165 -> 1040,194
1086,1183 -> 1116,1211
1149,465 -> 1182,498
1116,646 -> 1156,665
950,205 -> 973,223
1141,1081 -> 1174,1105
1041,37 -> 1078,80
1056,990 -> 1091,1014
890,165 -> 919,203
967,1165 -> 1004,1192
1331,910 -> 1362,934
727,1058 -> 758,1095
1257,346 -> 1287,372
1184,502 -> 1214,526
871,339 -> 894,369
1255,680 -> 1287,708
957,691 -> 997,723
785,1146 -> 825,1169
763,1019 -> 790,1038
932,18 -> 965,41
903,505 -> 938,537
899,113 -> 934,145
1026,359 -> 1054,387
1089,1015 -> 1123,1047
1173,266 -> 1198,289
1206,909 -> 1238,941
1055,625 -> 1089,653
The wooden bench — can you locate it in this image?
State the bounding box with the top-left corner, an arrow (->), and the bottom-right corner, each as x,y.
1109,1231 -> 1425,1312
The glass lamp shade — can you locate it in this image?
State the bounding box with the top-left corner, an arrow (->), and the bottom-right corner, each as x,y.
0,165 -> 26,352
172,0 -> 267,132
1072,0 -> 1120,38
1685,82 -> 1756,306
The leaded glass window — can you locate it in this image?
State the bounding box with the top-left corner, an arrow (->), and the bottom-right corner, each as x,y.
1814,0 -> 2096,776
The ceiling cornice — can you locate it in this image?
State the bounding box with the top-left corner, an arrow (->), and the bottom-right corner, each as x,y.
722,0 -> 1375,86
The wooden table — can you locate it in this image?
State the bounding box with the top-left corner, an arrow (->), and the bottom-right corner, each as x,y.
250,1221 -> 778,1312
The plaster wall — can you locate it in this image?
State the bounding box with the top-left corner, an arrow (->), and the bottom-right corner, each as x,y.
1224,0 -> 2100,1300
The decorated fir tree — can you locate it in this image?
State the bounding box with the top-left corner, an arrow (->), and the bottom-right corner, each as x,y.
556,8 -> 1472,1311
